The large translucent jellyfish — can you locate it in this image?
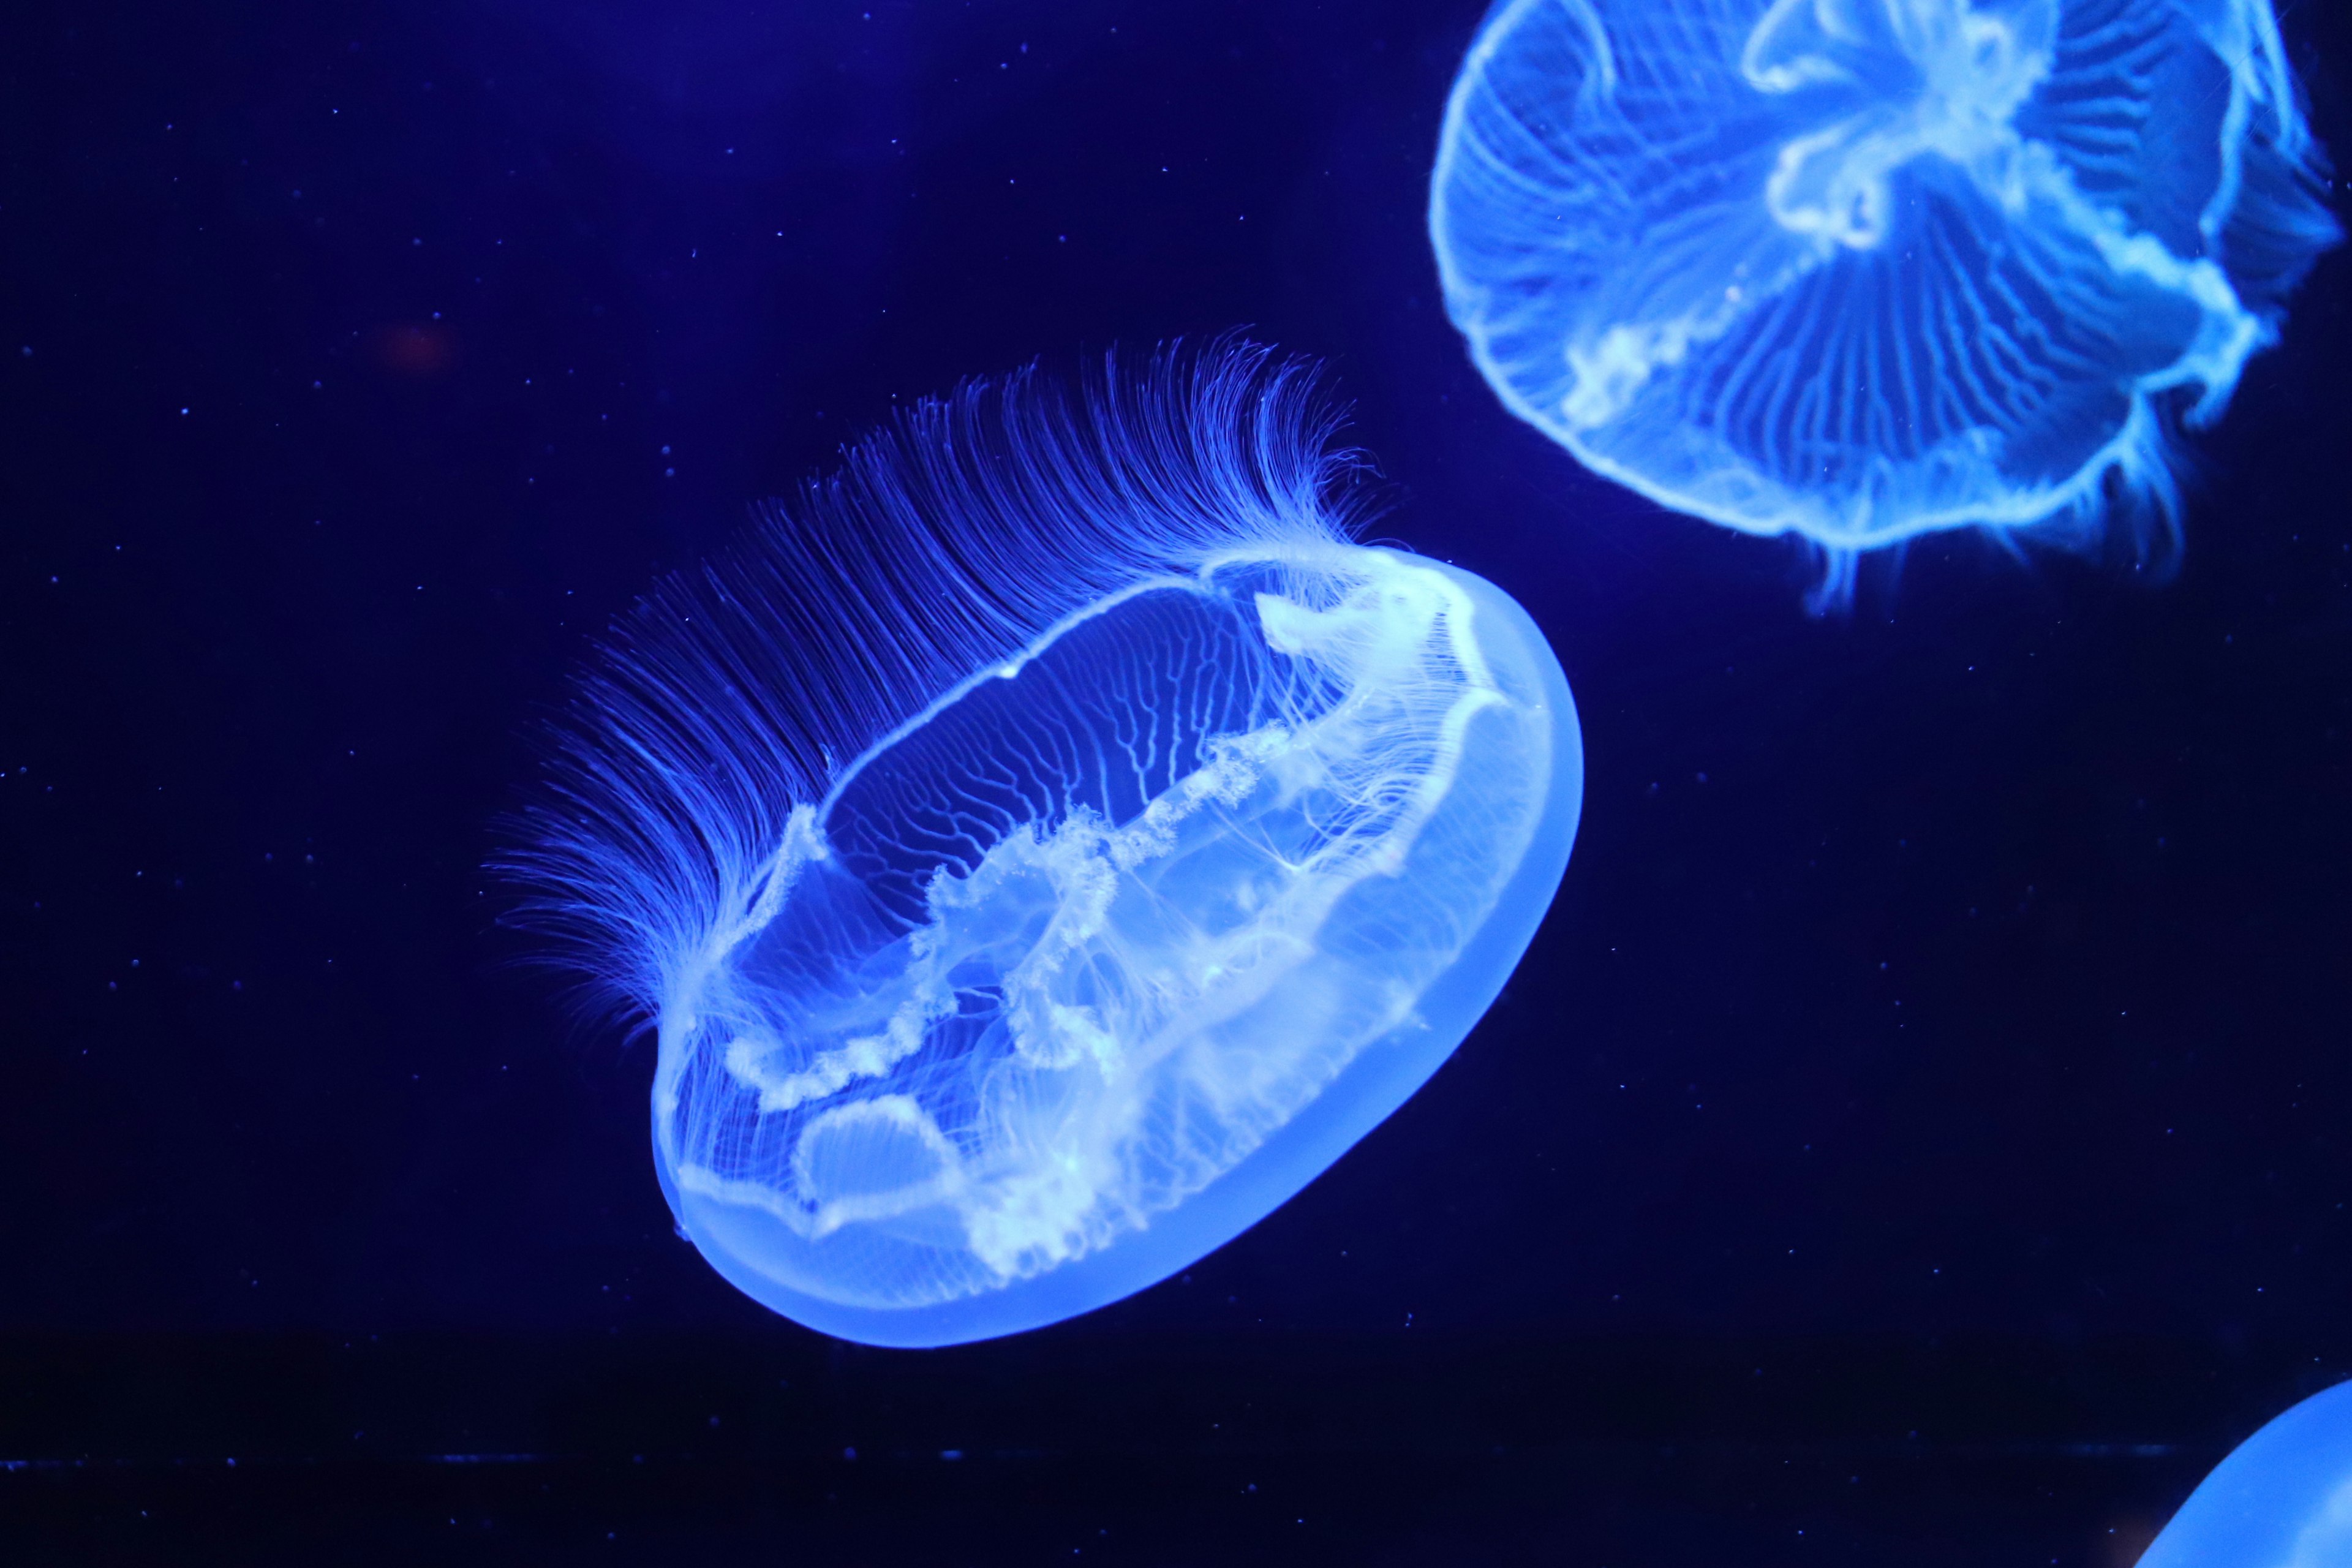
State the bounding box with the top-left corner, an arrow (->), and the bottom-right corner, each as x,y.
1430,0 -> 2340,595
2138,1381 -> 2352,1567
506,347 -> 1583,1346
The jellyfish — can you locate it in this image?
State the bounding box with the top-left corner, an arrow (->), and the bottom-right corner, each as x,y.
1430,0 -> 2340,598
2136,1381 -> 2352,1567
505,345 -> 1583,1346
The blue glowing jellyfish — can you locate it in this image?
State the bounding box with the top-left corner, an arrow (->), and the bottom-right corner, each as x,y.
1430,0 -> 2340,595
2138,1381 -> 2352,1567
507,345 -> 1583,1346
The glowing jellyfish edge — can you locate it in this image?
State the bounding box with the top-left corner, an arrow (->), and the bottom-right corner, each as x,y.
505,345 -> 1589,1354
1429,0 -> 2340,594
2138,1380 -> 2352,1567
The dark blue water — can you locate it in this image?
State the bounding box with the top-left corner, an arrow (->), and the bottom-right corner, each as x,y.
3,1 -> 2348,1561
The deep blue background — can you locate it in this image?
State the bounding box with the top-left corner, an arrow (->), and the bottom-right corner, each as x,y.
2,1 -> 2349,1561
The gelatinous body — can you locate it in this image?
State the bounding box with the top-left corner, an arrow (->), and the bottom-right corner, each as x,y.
2138,1381 -> 2352,1567
507,347 -> 1582,1346
1431,0 -> 2339,581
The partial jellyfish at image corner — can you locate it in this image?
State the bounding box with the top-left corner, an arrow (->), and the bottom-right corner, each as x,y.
2137,1381 -> 2352,1568
499,342 -> 1584,1347
1430,0 -> 2342,605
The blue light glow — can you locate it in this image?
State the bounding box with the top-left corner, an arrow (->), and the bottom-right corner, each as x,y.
504,345 -> 1583,1346
2139,1381 -> 2352,1567
1430,0 -> 2339,599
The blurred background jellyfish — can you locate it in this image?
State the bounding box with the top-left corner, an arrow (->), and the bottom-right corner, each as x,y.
505,344 -> 1583,1346
1430,0 -> 2341,601
2136,1381 -> 2352,1567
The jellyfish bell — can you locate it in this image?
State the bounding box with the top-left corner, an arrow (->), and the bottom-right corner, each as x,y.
2136,1380 -> 2352,1567
1430,0 -> 2340,601
505,345 -> 1582,1346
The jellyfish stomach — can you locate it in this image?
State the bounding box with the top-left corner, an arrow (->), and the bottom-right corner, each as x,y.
1744,0 -> 2059,248
1547,0 -> 2066,434
974,729 -> 1459,1246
